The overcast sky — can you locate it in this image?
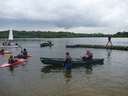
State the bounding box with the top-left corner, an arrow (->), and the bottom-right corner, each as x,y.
0,0 -> 128,34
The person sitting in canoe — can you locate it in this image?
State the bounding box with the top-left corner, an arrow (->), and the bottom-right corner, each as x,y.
0,48 -> 4,54
82,50 -> 93,60
8,55 -> 15,64
64,52 -> 72,69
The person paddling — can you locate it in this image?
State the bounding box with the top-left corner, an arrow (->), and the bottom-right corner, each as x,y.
82,50 -> 93,60
8,55 -> 15,64
16,50 -> 24,58
0,48 -> 4,54
15,48 -> 28,59
22,48 -> 28,59
64,52 -> 72,69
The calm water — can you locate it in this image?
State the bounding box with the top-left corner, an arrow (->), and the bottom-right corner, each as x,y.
0,37 -> 128,96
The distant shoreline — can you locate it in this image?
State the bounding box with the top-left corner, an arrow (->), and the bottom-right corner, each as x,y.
0,30 -> 128,38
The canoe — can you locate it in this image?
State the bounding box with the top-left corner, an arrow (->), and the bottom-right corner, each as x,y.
40,41 -> 53,47
0,59 -> 25,68
40,57 -> 104,66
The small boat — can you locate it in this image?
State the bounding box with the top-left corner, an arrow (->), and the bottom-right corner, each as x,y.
40,40 -> 53,47
4,51 -> 12,54
0,45 -> 19,48
0,29 -> 20,48
40,57 -> 104,66
0,51 -> 12,55
0,59 -> 25,68
14,54 -> 32,59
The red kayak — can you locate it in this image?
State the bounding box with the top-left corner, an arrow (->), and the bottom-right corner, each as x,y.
15,54 -> 32,59
0,59 -> 25,68
0,51 -> 12,55
27,54 -> 32,58
4,51 -> 12,54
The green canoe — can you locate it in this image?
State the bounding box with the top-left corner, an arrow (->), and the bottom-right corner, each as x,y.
40,57 -> 104,66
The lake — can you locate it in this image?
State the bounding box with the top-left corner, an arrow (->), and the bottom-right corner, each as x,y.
0,37 -> 128,96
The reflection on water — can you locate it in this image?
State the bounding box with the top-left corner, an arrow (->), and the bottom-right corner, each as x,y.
41,66 -> 64,73
106,49 -> 112,58
64,69 -> 72,83
9,66 -> 15,72
8,66 -> 16,76
84,64 -> 93,74
41,66 -> 73,83
106,49 -> 112,65
41,63 -> 93,83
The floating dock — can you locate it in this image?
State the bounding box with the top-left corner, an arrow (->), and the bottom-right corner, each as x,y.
0,45 -> 19,48
66,44 -> 128,51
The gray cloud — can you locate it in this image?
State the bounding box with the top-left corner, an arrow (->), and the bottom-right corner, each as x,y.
0,0 -> 128,33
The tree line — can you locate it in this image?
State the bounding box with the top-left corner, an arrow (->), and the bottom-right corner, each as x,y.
0,30 -> 128,38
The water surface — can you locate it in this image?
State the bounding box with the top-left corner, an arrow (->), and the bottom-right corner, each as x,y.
0,37 -> 128,96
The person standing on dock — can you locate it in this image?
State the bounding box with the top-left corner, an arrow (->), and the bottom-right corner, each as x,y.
106,35 -> 112,47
